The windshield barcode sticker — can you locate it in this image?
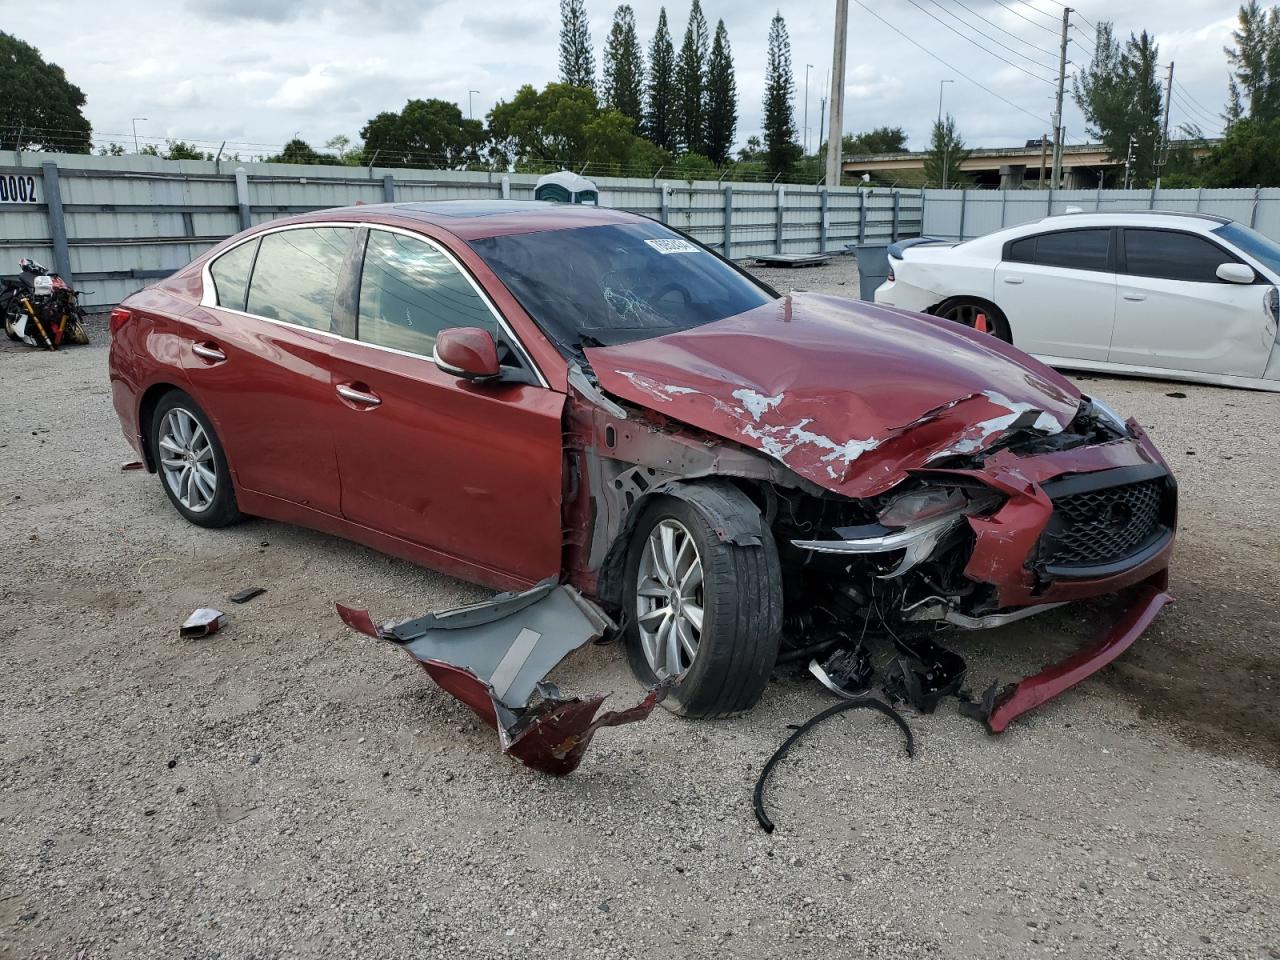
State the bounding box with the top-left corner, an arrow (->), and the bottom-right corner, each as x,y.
645,238 -> 700,255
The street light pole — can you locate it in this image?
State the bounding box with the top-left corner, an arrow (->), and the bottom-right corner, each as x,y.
937,79 -> 953,189
468,91 -> 480,120
131,117 -> 147,154
804,64 -> 813,155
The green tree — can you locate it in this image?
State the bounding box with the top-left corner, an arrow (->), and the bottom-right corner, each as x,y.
0,31 -> 91,152
1226,2 -> 1280,123
265,138 -> 339,164
704,19 -> 737,165
96,143 -> 126,157
923,114 -> 972,188
560,0 -> 596,91
603,5 -> 645,127
844,126 -> 908,155
645,7 -> 679,152
164,140 -> 214,161
675,0 -> 709,155
361,99 -> 486,168
1200,116 -> 1280,185
488,82 -> 641,168
761,12 -> 800,175
1073,24 -> 1164,186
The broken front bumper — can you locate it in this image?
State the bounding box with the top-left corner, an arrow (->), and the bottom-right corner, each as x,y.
336,581 -> 668,775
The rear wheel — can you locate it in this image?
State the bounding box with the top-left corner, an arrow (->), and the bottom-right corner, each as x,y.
150,391 -> 243,528
935,297 -> 1013,343
623,493 -> 782,718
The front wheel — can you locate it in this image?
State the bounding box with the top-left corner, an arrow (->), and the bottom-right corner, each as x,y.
149,391 -> 243,528
935,298 -> 1013,343
623,492 -> 782,718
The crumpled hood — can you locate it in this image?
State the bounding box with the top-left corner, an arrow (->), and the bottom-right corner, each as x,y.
585,293 -> 1082,498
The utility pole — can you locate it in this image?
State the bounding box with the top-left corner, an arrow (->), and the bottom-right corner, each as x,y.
1039,133 -> 1048,188
825,0 -> 849,189
131,117 -> 147,155
937,79 -> 953,189
804,64 -> 813,155
1154,61 -> 1174,190
1050,6 -> 1071,189
1123,134 -> 1137,189
817,94 -> 827,181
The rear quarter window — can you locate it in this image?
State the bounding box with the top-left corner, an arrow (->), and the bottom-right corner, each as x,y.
209,239 -> 258,311
245,227 -> 352,331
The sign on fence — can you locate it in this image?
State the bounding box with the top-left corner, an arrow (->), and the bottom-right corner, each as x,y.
0,172 -> 36,203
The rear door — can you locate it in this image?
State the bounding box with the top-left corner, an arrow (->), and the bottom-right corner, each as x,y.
183,225 -> 355,514
328,226 -> 565,587
1110,227 -> 1272,377
992,227 -> 1117,360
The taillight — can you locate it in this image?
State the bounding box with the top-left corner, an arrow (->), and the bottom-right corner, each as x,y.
109,307 -> 132,336
887,264 -> 895,282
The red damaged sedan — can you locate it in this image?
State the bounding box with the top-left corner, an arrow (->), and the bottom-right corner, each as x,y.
109,201 -> 1175,766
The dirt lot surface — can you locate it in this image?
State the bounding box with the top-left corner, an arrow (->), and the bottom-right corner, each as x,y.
3,260 -> 1279,960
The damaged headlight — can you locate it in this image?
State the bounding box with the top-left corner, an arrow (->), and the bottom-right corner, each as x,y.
878,485 -> 1002,529
1085,395 -> 1130,437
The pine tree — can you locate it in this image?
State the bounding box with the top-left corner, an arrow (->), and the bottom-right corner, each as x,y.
603,5 -> 645,126
645,8 -> 679,151
1225,1 -> 1280,123
922,114 -> 972,188
704,19 -> 737,165
761,12 -> 800,175
1072,23 -> 1164,185
559,0 -> 596,91
675,0 -> 710,155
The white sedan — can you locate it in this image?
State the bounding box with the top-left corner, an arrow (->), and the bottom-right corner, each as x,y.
874,211 -> 1280,392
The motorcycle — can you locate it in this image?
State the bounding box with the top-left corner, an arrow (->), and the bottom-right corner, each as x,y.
1,258 -> 90,350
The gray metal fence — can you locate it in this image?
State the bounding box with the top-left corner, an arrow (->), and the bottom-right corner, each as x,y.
921,186 -> 1279,241
0,151 -> 924,308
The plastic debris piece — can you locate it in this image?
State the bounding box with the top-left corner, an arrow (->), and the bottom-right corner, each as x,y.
180,608 -> 224,638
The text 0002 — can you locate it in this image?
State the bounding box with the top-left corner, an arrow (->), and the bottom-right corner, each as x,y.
0,175 -> 37,203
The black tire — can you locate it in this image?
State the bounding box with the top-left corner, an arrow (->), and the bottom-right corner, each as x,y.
149,390 -> 243,528
623,492 -> 783,718
935,297 -> 1013,343
3,298 -> 20,341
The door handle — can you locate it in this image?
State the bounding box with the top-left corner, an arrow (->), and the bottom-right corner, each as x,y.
1002,276 -> 1024,284
192,342 -> 226,363
336,383 -> 382,407
1123,292 -> 1147,302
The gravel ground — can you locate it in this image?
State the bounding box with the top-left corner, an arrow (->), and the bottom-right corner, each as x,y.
2,266 -> 1279,960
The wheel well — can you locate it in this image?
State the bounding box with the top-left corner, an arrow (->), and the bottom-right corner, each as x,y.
929,295 -> 1007,322
137,383 -> 182,471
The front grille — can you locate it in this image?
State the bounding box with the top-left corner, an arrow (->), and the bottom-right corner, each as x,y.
1039,476 -> 1170,571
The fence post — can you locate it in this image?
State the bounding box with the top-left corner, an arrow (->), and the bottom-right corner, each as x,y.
1194,187 -> 1203,213
891,191 -> 900,241
998,189 -> 1006,229
1149,186 -> 1156,210
957,189 -> 967,241
660,183 -> 670,223
820,188 -> 830,252
1251,186 -> 1262,228
382,174 -> 395,203
1046,186 -> 1053,220
857,189 -> 867,245
723,185 -> 733,260
501,175 -> 511,199
40,161 -> 72,282
234,167 -> 252,230
775,184 -> 785,254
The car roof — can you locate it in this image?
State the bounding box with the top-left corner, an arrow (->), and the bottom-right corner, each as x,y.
307,199 -> 652,240
1032,210 -> 1231,230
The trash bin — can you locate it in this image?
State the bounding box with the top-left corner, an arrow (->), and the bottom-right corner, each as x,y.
853,244 -> 891,302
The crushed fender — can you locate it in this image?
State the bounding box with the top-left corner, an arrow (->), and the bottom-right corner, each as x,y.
754,697 -> 915,833
336,581 -> 670,775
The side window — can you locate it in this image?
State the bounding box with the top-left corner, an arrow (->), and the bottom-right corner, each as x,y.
1006,236 -> 1036,263
1123,229 -> 1237,283
209,239 -> 258,311
357,230 -> 497,356
245,227 -> 351,331
1031,229 -> 1111,272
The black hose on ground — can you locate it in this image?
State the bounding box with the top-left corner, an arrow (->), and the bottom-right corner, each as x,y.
753,697 -> 915,833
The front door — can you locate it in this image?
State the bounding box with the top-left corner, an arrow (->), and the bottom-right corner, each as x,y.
329,227 -> 565,587
993,227 -> 1117,361
1109,227 -> 1273,377
182,225 -> 354,515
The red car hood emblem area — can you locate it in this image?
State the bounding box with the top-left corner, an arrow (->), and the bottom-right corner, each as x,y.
586,293 -> 1083,498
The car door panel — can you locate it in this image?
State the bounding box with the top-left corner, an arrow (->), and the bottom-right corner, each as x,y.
1110,228 -> 1272,377
329,341 -> 566,584
993,228 -> 1116,361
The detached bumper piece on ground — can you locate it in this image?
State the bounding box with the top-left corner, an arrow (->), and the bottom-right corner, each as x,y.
337,581 -> 670,775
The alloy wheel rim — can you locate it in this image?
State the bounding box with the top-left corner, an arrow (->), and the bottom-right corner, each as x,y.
158,408 -> 217,513
636,518 -> 704,678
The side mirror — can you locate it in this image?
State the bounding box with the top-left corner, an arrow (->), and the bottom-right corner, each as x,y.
1217,262 -> 1256,284
434,326 -> 501,381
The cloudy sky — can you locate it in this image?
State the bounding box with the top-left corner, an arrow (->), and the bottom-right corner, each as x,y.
9,0 -> 1236,158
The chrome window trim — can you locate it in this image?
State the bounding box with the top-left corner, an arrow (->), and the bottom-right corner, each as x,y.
199,220 -> 549,389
